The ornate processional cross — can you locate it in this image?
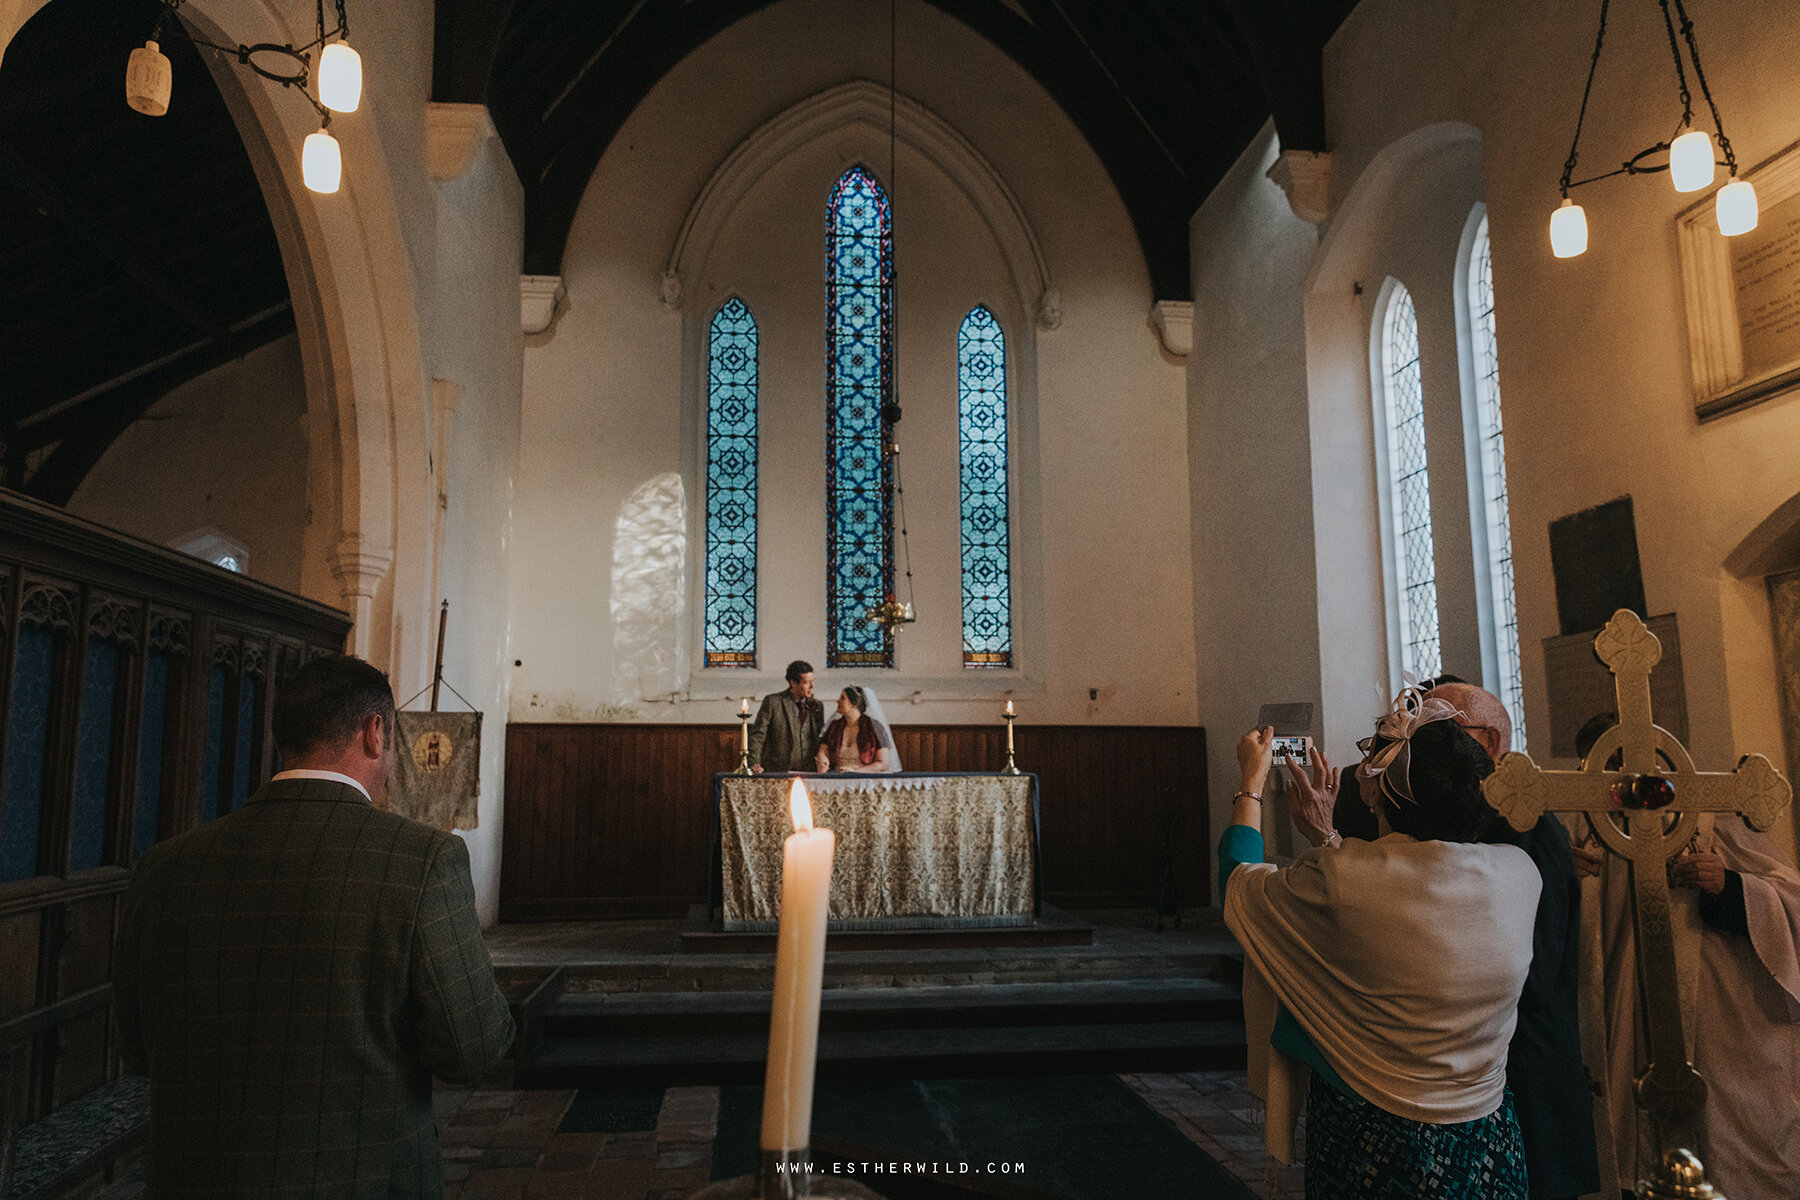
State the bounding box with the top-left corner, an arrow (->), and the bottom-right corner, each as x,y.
1482,610 -> 1791,1200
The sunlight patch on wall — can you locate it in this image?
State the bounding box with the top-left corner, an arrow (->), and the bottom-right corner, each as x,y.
611,472 -> 687,704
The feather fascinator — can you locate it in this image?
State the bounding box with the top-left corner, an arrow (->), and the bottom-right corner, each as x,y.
1356,683 -> 1463,806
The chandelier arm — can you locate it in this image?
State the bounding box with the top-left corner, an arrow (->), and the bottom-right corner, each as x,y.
1655,0 -> 1694,128
1672,0 -> 1736,173
894,452 -> 915,609
1560,0 -> 1613,195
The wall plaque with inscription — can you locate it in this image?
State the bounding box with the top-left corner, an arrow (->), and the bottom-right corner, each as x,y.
1678,139 -> 1800,420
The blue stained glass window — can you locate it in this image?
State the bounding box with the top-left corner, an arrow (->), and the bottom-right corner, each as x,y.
232,675 -> 257,809
958,306 -> 1012,668
202,663 -> 225,824
1469,217 -> 1526,748
825,166 -> 895,668
705,298 -> 759,668
1381,284 -> 1442,680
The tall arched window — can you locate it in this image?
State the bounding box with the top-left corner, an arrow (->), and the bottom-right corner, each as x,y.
958,306 -> 1011,668
825,166 -> 894,668
704,297 -> 758,667
1468,216 -> 1525,744
1381,283 -> 1442,679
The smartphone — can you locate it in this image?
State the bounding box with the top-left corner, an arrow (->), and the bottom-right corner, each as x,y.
1272,734 -> 1312,769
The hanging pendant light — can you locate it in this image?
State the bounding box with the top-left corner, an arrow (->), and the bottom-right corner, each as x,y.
125,39 -> 172,115
122,0 -> 361,195
1550,198 -> 1589,259
1548,0 -> 1754,257
303,125 -> 341,193
318,41 -> 362,112
1716,178 -> 1758,237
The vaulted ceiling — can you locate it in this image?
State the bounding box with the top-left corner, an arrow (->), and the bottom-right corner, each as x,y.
0,0 -> 1357,506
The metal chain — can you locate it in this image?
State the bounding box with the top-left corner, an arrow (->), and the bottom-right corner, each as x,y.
1561,0 -> 1612,195
1656,0 -> 1693,128
1673,0 -> 1736,173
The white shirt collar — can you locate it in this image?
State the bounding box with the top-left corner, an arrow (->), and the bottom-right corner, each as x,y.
271,769 -> 371,803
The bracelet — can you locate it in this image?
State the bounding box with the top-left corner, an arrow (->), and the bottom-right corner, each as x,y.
1232,789 -> 1262,802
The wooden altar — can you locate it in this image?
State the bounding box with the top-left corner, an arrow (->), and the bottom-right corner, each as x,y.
713,773 -> 1039,931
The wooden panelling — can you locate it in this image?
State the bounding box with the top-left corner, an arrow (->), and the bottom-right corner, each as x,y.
0,489 -> 350,1126
501,723 -> 1208,919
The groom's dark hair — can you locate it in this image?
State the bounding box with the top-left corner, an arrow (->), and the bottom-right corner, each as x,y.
785,660 -> 813,683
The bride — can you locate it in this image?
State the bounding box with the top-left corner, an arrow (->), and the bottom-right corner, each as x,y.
814,685 -> 903,773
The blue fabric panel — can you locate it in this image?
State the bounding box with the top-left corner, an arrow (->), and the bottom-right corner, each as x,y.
133,651 -> 170,859
1217,823 -> 1263,907
69,638 -> 119,871
1,625 -> 56,881
232,677 -> 257,808
202,663 -> 226,824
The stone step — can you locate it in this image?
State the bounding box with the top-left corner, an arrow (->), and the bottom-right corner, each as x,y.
543,977 -> 1242,1038
518,1018 -> 1247,1089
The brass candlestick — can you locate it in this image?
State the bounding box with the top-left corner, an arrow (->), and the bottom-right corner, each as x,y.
735,702 -> 754,775
1000,706 -> 1021,775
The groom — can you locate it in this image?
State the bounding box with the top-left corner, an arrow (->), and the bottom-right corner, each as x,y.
747,659 -> 824,773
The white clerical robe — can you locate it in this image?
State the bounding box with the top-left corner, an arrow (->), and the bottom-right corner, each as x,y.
1580,814 -> 1800,1197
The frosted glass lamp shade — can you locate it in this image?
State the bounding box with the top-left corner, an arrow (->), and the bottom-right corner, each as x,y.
1669,130 -> 1715,193
1716,179 -> 1758,236
126,40 -> 171,116
303,129 -> 341,193
1550,199 -> 1588,258
318,42 -> 362,113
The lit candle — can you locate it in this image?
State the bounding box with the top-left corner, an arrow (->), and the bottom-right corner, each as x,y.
741,696 -> 751,716
1004,699 -> 1015,716
760,779 -> 835,1154
740,697 -> 752,758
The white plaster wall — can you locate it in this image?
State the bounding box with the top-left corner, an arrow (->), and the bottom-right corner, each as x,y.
1192,0 -> 1800,868
69,333 -> 310,594
512,0 -> 1195,731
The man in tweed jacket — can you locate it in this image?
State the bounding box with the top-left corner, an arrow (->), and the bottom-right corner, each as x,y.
113,655 -> 514,1196
746,659 -> 824,774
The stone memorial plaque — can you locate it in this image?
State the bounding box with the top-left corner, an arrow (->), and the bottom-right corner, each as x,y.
1542,612 -> 1688,758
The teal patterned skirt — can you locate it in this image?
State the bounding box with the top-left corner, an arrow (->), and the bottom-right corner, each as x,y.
1305,1079 -> 1527,1199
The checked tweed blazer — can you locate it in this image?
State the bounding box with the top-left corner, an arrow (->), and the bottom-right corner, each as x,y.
113,777 -> 515,1197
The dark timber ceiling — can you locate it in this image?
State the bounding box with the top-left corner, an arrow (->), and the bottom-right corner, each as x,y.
0,0 -> 293,504
438,0 -> 1361,299
0,0 -> 1356,507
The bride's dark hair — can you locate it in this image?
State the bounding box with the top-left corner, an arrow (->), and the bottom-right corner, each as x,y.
841,685 -> 868,714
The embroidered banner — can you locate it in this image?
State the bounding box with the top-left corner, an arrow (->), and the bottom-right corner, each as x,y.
390,710 -> 481,831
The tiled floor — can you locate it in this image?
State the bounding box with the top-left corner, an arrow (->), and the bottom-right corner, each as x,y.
432,1072 -> 1303,1200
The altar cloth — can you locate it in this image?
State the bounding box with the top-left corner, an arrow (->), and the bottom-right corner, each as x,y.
714,773 -> 1039,931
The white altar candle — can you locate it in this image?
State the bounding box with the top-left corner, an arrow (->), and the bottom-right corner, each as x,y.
760,779 -> 835,1152
1004,699 -> 1014,716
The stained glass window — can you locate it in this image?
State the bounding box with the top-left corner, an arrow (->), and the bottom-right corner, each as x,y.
825,166 -> 894,668
705,297 -> 759,668
1469,217 -> 1525,746
958,306 -> 1011,668
1381,283 -> 1442,679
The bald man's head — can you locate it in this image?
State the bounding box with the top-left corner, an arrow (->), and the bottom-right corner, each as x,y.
1424,682 -> 1511,762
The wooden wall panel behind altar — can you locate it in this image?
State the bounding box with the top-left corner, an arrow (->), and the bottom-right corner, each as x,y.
499,723 -> 1208,919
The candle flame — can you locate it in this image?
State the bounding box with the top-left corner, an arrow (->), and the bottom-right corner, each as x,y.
740,696 -> 751,715
1005,699 -> 1015,716
789,778 -> 813,833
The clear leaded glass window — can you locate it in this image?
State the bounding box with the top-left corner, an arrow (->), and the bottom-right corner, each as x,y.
1381,283 -> 1442,679
825,166 -> 894,668
704,297 -> 758,667
958,306 -> 1011,668
1469,217 -> 1525,745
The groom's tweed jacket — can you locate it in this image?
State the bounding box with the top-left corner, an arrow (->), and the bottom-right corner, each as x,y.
113,777 -> 514,1197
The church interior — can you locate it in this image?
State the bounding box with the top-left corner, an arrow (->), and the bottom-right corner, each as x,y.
3,0 -> 1799,1195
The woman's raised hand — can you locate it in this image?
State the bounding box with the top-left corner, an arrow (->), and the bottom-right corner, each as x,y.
1285,747 -> 1337,847
1237,726 -> 1275,797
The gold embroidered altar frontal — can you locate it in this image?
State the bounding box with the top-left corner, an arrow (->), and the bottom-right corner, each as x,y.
717,774 -> 1038,931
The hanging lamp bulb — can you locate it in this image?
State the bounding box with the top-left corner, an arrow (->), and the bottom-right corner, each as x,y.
125,39 -> 172,116
1716,178 -> 1758,237
318,41 -> 362,113
303,126 -> 341,193
1669,129 -> 1716,193
1550,198 -> 1588,258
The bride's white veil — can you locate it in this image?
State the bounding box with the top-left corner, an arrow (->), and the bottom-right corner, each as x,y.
858,687 -> 903,772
